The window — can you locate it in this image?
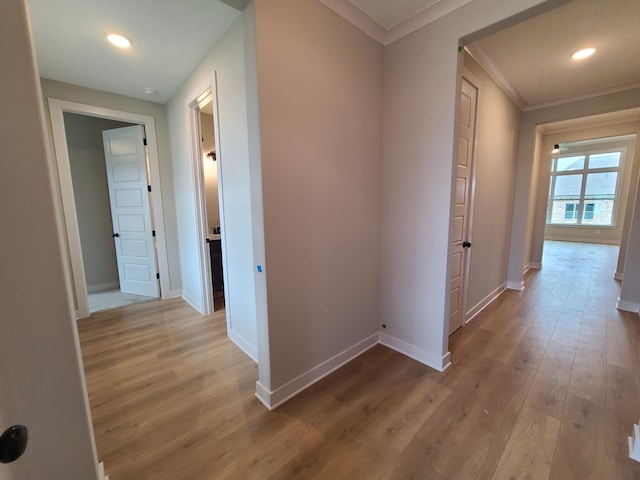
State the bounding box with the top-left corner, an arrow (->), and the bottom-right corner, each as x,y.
584,203 -> 595,220
564,203 -> 579,220
547,149 -> 623,226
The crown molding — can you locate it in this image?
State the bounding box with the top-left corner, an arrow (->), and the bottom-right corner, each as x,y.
524,81 -> 640,112
318,0 -> 474,46
384,0 -> 474,45
318,0 -> 386,44
464,44 -> 527,109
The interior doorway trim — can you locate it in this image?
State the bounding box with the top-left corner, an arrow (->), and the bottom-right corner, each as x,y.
186,84 -> 215,316
185,75 -> 232,326
48,98 -> 171,318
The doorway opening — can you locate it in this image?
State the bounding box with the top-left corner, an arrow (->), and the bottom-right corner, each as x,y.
539,133 -> 638,268
187,84 -> 228,317
62,113 -> 158,313
199,98 -> 226,312
49,99 -> 171,318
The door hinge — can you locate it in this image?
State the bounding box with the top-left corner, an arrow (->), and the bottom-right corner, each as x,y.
156,273 -> 160,280
148,185 -> 152,192
143,138 -> 148,146
152,230 -> 156,237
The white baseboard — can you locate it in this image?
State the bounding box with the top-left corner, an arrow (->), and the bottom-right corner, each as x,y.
379,332 -> 450,372
254,381 -> 272,410
466,283 -> 507,324
98,462 -> 109,480
163,288 -> 182,299
255,333 -> 379,410
629,422 -> 640,462
614,272 -> 624,280
255,330 -> 455,410
529,262 -> 542,269
441,351 -> 452,371
617,298 -> 640,314
87,282 -> 119,293
228,329 -> 258,363
181,291 -> 202,313
507,280 -> 525,291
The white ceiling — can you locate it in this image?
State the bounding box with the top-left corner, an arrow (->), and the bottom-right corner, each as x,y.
470,0 -> 640,109
27,0 -> 241,103
27,0 -> 640,109
347,0 -> 441,30
326,0 -> 640,109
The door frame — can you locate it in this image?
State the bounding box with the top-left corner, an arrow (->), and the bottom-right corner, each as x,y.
185,75 -> 231,324
48,98 -> 171,318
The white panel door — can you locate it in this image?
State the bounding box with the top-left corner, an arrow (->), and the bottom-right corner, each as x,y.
449,77 -> 477,335
103,125 -> 159,298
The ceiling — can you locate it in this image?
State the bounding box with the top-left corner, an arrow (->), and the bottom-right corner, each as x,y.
470,0 -> 640,109
27,0 -> 640,110
27,0 -> 241,103
347,0 -> 441,29
326,0 -> 640,109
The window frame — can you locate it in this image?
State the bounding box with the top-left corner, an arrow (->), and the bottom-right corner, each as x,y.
546,147 -> 626,227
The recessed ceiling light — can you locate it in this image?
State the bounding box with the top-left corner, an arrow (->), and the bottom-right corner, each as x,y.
571,47 -> 596,60
143,88 -> 157,96
106,32 -> 131,49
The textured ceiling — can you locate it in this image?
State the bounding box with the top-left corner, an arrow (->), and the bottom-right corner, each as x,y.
27,0 -> 240,103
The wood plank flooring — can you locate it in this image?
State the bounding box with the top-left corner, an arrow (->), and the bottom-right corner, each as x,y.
78,241 -> 640,479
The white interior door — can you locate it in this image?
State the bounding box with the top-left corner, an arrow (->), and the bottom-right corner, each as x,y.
103,125 -> 159,298
449,77 -> 478,335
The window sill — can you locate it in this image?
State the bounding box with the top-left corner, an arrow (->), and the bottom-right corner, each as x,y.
545,224 -> 617,229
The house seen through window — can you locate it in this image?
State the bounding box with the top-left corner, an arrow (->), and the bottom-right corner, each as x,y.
547,149 -> 622,226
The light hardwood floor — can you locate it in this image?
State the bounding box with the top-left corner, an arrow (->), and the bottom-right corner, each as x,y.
78,241 -> 640,479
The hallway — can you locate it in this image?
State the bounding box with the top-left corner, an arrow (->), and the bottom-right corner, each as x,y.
77,241 -> 640,479
447,240 -> 639,478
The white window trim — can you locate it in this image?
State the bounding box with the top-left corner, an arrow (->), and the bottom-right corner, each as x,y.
546,146 -> 627,227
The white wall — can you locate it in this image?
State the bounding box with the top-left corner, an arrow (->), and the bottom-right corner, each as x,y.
40,79 -> 182,296
166,13 -> 260,358
508,87 -> 640,285
619,169 -> 640,311
254,0 -> 383,391
0,0 -> 98,477
462,53 -> 520,316
382,0 -> 555,369
200,112 -> 221,231
64,113 -> 132,291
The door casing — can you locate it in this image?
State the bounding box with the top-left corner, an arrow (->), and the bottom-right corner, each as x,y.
48,98 -> 171,318
185,76 -> 231,325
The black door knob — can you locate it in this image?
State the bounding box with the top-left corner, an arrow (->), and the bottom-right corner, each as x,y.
0,425 -> 28,464
462,241 -> 472,248
112,233 -> 120,238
